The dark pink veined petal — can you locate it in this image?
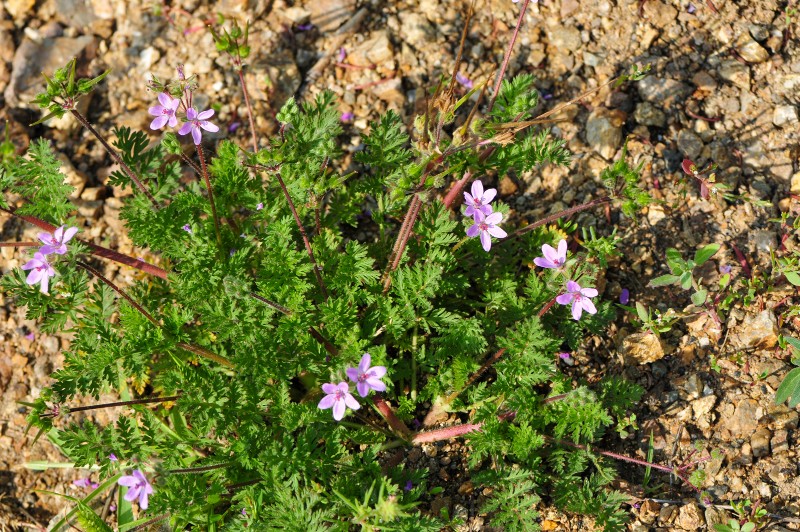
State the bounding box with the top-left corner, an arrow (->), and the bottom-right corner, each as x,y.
321,383 -> 338,394
482,188 -> 497,203
150,115 -> 169,130
555,292 -> 573,305
681,158 -> 696,176
487,225 -> 506,239
480,231 -> 491,252
197,109 -> 215,120
332,399 -> 346,420
318,394 -> 336,409
466,223 -> 480,238
471,180 -> 483,199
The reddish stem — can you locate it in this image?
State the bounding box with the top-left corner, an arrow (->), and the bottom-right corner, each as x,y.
486,0 -> 532,114
196,144 -> 223,249
537,296 -> 558,318
0,241 -> 37,247
68,395 -> 181,413
372,396 -> 411,438
237,68 -> 259,152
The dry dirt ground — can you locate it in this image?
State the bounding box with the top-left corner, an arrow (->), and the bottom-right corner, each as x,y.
0,0 -> 799,530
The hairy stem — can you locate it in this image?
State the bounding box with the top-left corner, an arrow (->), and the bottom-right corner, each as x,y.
0,241 -> 37,247
506,196 -> 613,242
196,144 -> 223,249
130,514 -> 169,531
69,109 -> 158,207
237,68 -> 259,152
274,172 -> 328,300
68,395 -> 181,413
177,342 -> 234,369
486,0 -> 532,113
76,261 -> 159,327
167,462 -> 232,474
372,396 -> 412,439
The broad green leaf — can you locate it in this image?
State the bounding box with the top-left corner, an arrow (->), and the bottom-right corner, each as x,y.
775,367 -> 800,408
784,271 -> 800,287
680,271 -> 693,290
693,243 -> 720,266
665,248 -> 684,272
648,274 -> 679,287
635,302 -> 649,323
117,486 -> 134,529
691,290 -> 707,306
785,336 -> 800,352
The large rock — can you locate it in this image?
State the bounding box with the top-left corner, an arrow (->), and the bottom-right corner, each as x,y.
730,310 -> 778,350
637,76 -> 691,106
585,108 -> 623,160
4,35 -> 96,108
620,331 -> 665,364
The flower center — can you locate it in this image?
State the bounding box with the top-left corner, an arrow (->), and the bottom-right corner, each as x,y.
479,222 -> 488,231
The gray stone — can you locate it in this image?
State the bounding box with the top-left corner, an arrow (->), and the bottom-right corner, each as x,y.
771,429 -> 789,454
349,30 -> 394,67
691,395 -> 716,420
751,229 -> 777,253
634,102 -> 666,127
306,0 -> 356,32
399,12 -> 434,48
54,0 -> 97,30
4,35 -> 96,108
547,25 -> 582,51
620,331 -> 665,364
677,129 -> 704,160
718,60 -> 751,90
676,503 -> 704,531
773,105 -> 799,128
751,428 -> 771,458
585,108 -> 623,160
723,398 -> 760,435
705,506 -> 729,528
736,34 -> 769,63
642,0 -> 678,28
371,77 -> 404,105
637,76 -> 691,105
281,6 -> 311,24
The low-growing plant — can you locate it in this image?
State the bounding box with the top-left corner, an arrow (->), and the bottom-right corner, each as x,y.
0,4 -> 708,531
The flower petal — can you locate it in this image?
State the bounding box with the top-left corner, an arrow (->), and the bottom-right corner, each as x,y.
344,393 -> 360,410
332,399 -> 345,420
471,180 -> 483,198
321,383 -> 338,394
53,226 -> 65,241
158,92 -> 171,107
571,301 -> 583,320
191,126 -> 202,145
118,475 -> 138,487
485,211 -> 503,225
185,107 -> 198,120
482,188 -> 497,203
555,293 -> 573,305
366,378 -> 386,392
197,109 -> 215,120
533,257 -> 556,269
167,115 -> 179,128
150,115 -> 168,130
464,204 -> 475,217
480,231 -> 491,252
40,274 -> 49,294
25,269 -> 43,285
369,366 -> 387,378
138,491 -> 150,510
38,232 -> 52,246
557,239 -> 567,260
541,244 -> 557,262
565,280 -> 581,293
178,122 -> 192,135
580,287 -> 598,298
463,192 -> 475,205
62,227 -> 79,243
466,224 -> 480,238
356,381 -> 369,397
487,225 -> 507,239
345,368 -> 360,382
359,353 -> 371,372
581,298 -> 597,315
200,121 -> 219,133
148,105 -> 164,117
318,395 -> 336,409
123,487 -> 140,502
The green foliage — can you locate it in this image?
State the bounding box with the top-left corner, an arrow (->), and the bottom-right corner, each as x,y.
600,144 -> 651,217
3,63 -> 653,529
776,337 -> 800,407
31,58 -> 110,124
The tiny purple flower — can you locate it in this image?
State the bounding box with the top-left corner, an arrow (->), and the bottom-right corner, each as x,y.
296,23 -> 314,31
109,453 -> 118,461
466,211 -> 507,252
38,225 -> 79,255
318,381 -> 360,421
556,280 -> 599,321
148,92 -> 181,130
178,107 -> 220,145
118,469 -> 153,510
241,508 -> 248,517
337,47 -> 347,62
109,502 -> 117,512
463,180 -> 496,219
720,264 -> 732,274
228,121 -> 241,133
182,224 -> 192,234
256,203 -> 264,210
456,72 -> 473,90
558,352 -> 571,360
229,248 -> 237,256
340,111 -> 354,122
619,288 -> 630,305
404,480 -> 413,492
21,252 -> 56,294
73,477 -> 99,490
687,3 -> 696,14
533,239 -> 568,269
346,353 -> 387,397
24,332 -> 35,341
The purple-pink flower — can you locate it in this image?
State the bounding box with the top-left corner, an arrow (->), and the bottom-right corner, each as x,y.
21,252 -> 56,294
340,111 -> 354,122
38,225 -> 78,256
466,211 -> 507,252
73,477 -> 99,490
118,469 -> 153,510
533,239 -> 567,269
148,92 -> 181,130
556,280 -> 598,320
456,72 -> 474,90
464,180 -> 496,219
318,381 -> 360,421
178,107 -> 219,145
619,288 -> 630,305
346,353 -> 387,397
109,453 -> 118,461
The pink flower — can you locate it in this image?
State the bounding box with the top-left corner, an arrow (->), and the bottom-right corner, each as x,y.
38,225 -> 78,255
346,353 -> 387,397
21,252 -> 56,294
464,180 -> 496,219
466,211 -> 507,252
178,107 -> 219,145
619,288 -> 630,304
456,72 -> 473,90
109,453 -> 118,461
118,469 -> 153,510
318,381 -> 360,421
533,239 -> 567,269
256,203 -> 264,210
73,477 -> 99,490
340,112 -> 354,122
148,92 -> 181,130
556,280 -> 598,320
